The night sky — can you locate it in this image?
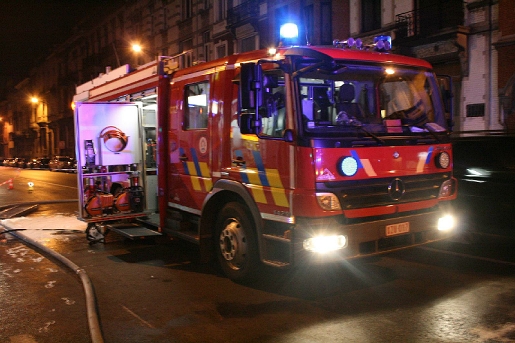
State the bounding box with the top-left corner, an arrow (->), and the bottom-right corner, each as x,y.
0,0 -> 106,99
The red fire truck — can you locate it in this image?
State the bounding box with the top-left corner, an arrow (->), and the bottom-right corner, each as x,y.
74,32 -> 457,282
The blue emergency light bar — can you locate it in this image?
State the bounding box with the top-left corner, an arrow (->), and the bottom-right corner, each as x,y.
333,35 -> 392,52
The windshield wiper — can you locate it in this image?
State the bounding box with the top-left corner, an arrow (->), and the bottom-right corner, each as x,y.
292,61 -> 326,78
353,123 -> 385,145
421,123 -> 443,142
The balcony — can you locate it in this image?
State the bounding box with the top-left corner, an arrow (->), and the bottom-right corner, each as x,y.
226,1 -> 259,33
396,1 -> 465,43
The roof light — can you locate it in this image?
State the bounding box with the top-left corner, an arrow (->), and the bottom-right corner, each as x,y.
280,23 -> 299,39
333,38 -> 363,49
373,35 -> 392,51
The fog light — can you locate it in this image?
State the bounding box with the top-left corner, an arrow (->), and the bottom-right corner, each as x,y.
303,235 -> 347,253
438,215 -> 455,231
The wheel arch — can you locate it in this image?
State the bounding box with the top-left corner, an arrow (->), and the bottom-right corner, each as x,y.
199,179 -> 263,261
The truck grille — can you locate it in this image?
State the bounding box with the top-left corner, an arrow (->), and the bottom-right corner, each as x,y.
318,173 -> 450,209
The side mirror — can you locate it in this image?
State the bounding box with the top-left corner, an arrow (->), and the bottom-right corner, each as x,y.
239,63 -> 263,109
437,75 -> 454,130
239,63 -> 263,134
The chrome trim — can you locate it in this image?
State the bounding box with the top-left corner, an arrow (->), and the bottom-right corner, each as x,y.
262,212 -> 295,224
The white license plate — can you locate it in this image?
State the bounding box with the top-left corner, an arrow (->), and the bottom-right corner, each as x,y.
385,222 -> 410,236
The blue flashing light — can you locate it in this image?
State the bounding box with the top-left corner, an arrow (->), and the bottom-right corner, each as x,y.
374,35 -> 392,51
339,156 -> 358,176
280,23 -> 299,39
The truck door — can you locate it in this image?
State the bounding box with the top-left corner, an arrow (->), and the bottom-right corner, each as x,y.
169,79 -> 212,211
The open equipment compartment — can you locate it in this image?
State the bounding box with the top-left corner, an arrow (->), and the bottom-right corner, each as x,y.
74,102 -> 148,223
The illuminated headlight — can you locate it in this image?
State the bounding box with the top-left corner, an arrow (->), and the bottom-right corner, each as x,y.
303,235 -> 347,253
438,215 -> 455,231
439,179 -> 455,198
316,193 -> 342,211
435,151 -> 450,169
338,156 -> 358,176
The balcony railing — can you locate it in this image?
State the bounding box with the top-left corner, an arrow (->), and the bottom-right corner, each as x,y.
227,1 -> 259,28
396,1 -> 464,38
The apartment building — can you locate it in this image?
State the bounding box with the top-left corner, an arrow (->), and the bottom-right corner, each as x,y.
0,0 -> 505,159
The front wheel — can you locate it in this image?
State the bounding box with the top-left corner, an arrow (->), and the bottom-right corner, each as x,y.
215,202 -> 260,283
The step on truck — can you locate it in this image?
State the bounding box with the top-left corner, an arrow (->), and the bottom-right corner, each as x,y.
74,27 -> 457,282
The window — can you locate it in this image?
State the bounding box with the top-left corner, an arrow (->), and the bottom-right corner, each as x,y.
303,5 -> 314,45
240,35 -> 256,53
214,0 -> 227,22
184,82 -> 210,130
259,70 -> 286,138
215,42 -> 227,59
183,0 -> 192,19
361,0 -> 381,32
320,2 -> 332,45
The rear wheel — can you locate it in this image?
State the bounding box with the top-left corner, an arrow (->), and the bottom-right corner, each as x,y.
215,202 -> 260,283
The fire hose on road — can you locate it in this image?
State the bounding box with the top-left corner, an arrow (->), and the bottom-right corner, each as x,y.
1,200 -> 104,343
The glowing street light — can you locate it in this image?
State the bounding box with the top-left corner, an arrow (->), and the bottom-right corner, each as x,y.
132,44 -> 143,53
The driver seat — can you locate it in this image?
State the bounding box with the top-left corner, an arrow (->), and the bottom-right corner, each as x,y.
337,84 -> 365,120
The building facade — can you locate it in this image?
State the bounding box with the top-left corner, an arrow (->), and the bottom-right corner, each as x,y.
0,0 -> 505,159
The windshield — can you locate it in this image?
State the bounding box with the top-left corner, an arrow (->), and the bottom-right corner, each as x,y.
296,63 -> 447,137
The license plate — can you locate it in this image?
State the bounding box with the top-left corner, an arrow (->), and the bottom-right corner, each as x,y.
386,222 -> 410,236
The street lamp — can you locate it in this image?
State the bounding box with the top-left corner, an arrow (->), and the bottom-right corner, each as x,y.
132,44 -> 143,53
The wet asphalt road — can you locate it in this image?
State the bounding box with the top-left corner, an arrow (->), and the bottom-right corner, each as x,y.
1,167 -> 515,343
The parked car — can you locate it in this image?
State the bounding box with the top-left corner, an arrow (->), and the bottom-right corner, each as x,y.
16,157 -> 28,168
8,158 -> 21,167
2,158 -> 15,166
63,157 -> 76,172
49,156 -> 71,171
452,133 -> 515,238
27,157 -> 51,169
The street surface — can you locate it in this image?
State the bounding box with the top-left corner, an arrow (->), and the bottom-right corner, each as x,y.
1,167 -> 515,343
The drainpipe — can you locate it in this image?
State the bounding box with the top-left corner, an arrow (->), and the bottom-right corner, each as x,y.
486,0 -> 493,130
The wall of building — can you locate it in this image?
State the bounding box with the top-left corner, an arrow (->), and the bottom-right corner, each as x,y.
0,0 -> 509,158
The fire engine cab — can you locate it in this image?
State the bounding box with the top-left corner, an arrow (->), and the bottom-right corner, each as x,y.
74,27 -> 457,282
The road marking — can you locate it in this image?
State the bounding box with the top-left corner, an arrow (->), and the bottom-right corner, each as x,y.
122,305 -> 155,328
419,246 -> 515,266
16,177 -> 77,189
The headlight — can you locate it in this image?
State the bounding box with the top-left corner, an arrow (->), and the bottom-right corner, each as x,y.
303,235 -> 347,253
438,215 -> 455,231
316,193 -> 341,211
435,151 -> 450,169
338,156 -> 358,176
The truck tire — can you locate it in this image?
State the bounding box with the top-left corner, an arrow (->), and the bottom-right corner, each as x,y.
215,202 -> 260,283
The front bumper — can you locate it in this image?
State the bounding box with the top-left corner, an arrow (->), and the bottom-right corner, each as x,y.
292,207 -> 455,265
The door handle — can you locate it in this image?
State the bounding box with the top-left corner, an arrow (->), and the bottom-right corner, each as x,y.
232,156 -> 246,166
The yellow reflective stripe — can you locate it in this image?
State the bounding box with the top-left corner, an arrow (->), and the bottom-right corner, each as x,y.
202,178 -> 213,191
265,169 -> 283,188
271,188 -> 289,207
241,134 -> 259,142
191,176 -> 202,191
199,162 -> 210,177
246,170 -> 261,184
250,185 -> 267,204
186,161 -> 197,176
